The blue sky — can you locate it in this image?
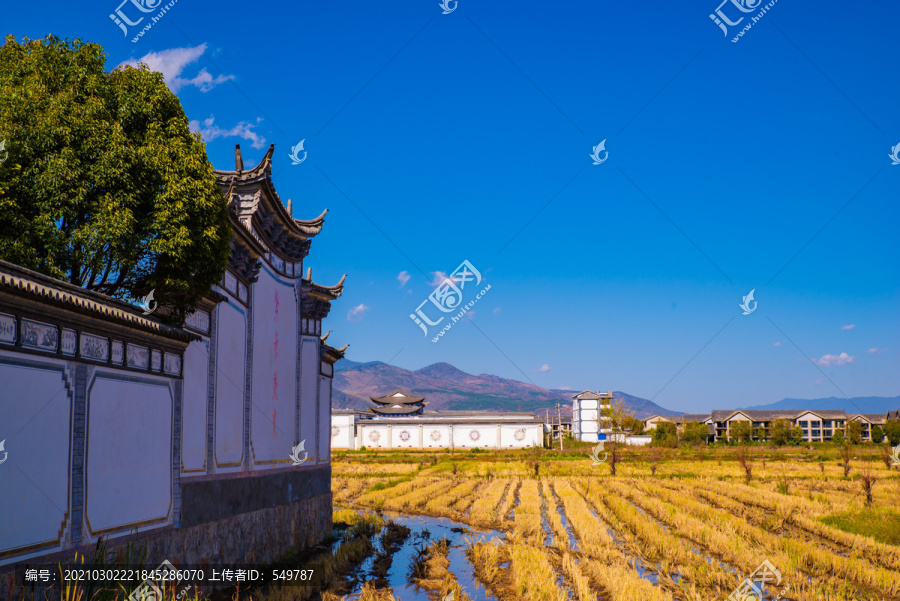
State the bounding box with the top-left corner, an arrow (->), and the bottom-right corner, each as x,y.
6,0 -> 898,412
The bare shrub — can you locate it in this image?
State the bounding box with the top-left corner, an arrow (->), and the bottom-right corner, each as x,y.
860,467 -> 877,507
736,446 -> 753,484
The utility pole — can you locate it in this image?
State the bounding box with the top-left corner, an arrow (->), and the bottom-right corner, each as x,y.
557,403 -> 563,451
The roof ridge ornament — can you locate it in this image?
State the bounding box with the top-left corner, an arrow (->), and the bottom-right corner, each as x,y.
235,144 -> 244,171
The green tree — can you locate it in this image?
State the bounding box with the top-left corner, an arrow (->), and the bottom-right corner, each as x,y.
769,419 -> 792,446
729,421 -> 752,444
0,35 -> 231,324
680,421 -> 709,445
622,415 -> 645,435
847,421 -> 863,444
755,426 -> 768,441
791,426 -> 804,445
831,429 -> 845,445
884,419 -> 900,446
870,425 -> 884,444
651,422 -> 678,447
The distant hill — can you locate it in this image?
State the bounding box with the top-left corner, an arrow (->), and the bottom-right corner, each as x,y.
333,360 -> 679,419
741,396 -> 900,415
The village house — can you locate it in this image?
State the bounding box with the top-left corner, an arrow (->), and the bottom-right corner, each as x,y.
643,408 -> 895,442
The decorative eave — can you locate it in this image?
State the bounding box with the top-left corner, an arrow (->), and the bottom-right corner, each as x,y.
300,272 -> 346,319
370,389 -> 426,405
215,144 -> 326,262
0,260 -> 199,343
304,268 -> 346,300
322,342 -> 348,364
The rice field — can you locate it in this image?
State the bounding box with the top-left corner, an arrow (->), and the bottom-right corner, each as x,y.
330,446 -> 900,601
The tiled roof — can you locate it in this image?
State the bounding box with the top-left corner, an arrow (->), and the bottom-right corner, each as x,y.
371,389 -> 426,405
709,409 -> 848,422
0,260 -> 197,342
572,390 -> 613,400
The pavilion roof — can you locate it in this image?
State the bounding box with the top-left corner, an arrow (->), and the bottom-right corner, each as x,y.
370,389 -> 426,405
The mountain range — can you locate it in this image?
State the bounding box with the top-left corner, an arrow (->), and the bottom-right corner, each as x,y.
332,360 -> 679,419
333,359 -> 900,419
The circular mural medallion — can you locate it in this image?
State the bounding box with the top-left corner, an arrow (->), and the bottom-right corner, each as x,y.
514,428 -> 526,441
368,430 -> 381,442
399,430 -> 411,442
331,426 -> 340,438
469,430 -> 481,442
430,430 -> 442,441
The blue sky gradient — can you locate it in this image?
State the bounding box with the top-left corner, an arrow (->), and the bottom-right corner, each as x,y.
5,0 -> 898,412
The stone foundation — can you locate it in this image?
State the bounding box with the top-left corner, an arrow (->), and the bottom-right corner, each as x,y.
0,491 -> 332,601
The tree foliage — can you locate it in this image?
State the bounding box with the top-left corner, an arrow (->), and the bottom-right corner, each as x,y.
847,421 -> 863,444
870,425 -> 884,444
651,422 -> 677,447
769,419 -> 793,446
729,421 -> 752,444
0,35 -> 230,324
884,419 -> 900,446
680,421 -> 709,445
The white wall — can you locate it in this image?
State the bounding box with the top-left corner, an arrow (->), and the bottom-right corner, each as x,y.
360,424 -> 389,449
453,425 -> 492,448
422,425 -> 451,448
215,300 -> 247,472
250,269 -> 298,467
0,353 -> 71,561
317,377 -> 331,461
299,337 -> 319,459
181,339 -> 209,474
331,414 -> 355,449
391,425 -> 418,449
86,373 -> 172,536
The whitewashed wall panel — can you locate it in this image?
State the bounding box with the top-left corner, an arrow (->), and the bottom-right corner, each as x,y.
215,301 -> 246,471
499,425 -> 541,447
250,270 -> 297,467
299,338 -> 319,457
360,425 -> 388,449
181,339 -> 209,474
330,415 -> 354,449
86,374 -> 172,536
317,378 -> 331,461
0,354 -> 71,560
453,426 -> 491,448
391,425 -> 417,449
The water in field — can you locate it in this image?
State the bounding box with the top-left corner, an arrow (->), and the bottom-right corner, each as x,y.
345,510 -> 502,601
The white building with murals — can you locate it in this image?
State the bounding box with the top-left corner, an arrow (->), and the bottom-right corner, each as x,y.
0,145 -> 346,586
331,390 -> 544,450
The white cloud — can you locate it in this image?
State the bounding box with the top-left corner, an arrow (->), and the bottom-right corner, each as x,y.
534,364 -> 552,373
815,352 -> 855,367
397,271 -> 410,288
809,378 -> 824,387
429,271 -> 449,287
867,348 -> 888,355
119,44 -> 234,93
189,115 -> 266,149
841,324 -> 855,330
465,310 -> 476,321
347,304 -> 369,322
772,342 -> 782,347
493,307 -> 501,315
